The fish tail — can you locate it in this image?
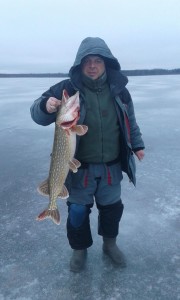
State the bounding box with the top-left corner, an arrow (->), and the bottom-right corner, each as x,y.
36,208 -> 60,225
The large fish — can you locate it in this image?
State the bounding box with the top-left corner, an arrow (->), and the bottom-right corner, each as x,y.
36,90 -> 88,225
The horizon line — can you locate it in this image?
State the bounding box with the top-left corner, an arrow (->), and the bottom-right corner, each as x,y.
0,67 -> 180,75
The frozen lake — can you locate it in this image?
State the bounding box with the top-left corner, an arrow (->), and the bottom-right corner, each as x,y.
0,75 -> 180,300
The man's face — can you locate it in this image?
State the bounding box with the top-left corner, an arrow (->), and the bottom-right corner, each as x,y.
81,55 -> 105,80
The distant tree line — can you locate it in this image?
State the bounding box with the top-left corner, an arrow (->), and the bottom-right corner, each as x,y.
0,73 -> 68,78
0,69 -> 180,78
122,68 -> 180,76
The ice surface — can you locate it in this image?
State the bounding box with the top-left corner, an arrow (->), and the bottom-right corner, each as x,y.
0,75 -> 180,300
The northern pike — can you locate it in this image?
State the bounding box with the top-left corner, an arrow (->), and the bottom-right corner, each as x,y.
36,90 -> 88,225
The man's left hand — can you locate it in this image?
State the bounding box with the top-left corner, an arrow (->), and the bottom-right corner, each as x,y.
134,150 -> 145,161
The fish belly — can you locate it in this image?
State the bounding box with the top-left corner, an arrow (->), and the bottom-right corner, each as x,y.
49,126 -> 76,201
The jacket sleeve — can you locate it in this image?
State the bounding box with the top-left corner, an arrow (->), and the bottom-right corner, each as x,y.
126,90 -> 145,151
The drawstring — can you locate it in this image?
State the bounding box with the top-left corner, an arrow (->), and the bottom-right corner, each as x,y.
84,169 -> 88,187
106,165 -> 112,185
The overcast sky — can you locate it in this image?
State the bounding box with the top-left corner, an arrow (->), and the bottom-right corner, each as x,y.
1,0 -> 180,73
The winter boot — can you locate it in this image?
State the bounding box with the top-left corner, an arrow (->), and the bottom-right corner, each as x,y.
70,249 -> 87,272
103,237 -> 126,267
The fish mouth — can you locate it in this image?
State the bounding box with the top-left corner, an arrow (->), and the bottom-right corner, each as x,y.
61,120 -> 76,128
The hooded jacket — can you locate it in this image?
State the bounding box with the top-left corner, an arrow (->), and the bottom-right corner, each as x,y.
30,37 -> 145,185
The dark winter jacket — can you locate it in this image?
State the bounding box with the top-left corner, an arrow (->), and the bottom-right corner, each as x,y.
30,37 -> 145,185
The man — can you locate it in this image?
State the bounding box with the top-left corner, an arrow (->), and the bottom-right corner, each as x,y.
30,37 -> 145,272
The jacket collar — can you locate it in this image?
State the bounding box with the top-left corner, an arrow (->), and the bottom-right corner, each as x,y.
81,72 -> 107,91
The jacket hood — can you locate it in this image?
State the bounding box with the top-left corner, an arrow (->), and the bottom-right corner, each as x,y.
69,37 -> 121,77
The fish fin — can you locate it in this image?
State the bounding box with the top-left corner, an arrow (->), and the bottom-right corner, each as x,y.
69,160 -> 78,173
62,89 -> 70,105
36,208 -> 60,225
71,125 -> 88,136
72,158 -> 81,168
58,185 -> 69,199
37,179 -> 49,196
69,159 -> 81,172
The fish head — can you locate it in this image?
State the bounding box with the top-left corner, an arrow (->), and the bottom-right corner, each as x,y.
56,90 -> 80,129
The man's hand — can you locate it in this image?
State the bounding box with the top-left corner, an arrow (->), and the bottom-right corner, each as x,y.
46,97 -> 61,113
134,150 -> 145,161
